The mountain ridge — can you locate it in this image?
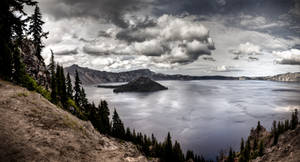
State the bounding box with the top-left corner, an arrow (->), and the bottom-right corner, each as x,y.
64,64 -> 300,85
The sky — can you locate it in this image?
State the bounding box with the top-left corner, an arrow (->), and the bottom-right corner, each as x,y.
31,0 -> 300,76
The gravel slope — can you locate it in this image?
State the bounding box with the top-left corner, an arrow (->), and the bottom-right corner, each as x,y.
0,80 -> 153,162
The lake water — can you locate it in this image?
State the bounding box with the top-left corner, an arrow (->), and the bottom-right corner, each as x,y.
84,80 -> 300,160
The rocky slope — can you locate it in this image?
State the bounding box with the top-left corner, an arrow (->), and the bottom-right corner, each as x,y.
251,125 -> 300,162
113,77 -> 168,93
20,40 -> 50,87
0,79 -> 153,162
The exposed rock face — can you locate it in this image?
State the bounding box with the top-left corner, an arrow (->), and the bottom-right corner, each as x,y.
20,40 -> 50,87
0,79 -> 154,162
113,77 -> 168,93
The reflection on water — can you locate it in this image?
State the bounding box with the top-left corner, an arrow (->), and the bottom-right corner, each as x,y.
84,80 -> 300,159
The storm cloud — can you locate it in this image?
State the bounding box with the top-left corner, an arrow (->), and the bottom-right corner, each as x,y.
84,14 -> 215,65
37,0 -> 150,28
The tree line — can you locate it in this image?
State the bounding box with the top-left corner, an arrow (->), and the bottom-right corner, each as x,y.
218,109 -> 298,162
49,51 -> 211,162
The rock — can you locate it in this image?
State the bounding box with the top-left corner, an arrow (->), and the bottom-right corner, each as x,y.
20,40 -> 50,87
113,77 -> 168,93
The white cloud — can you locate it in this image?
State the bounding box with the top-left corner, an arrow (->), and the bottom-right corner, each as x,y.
81,14 -> 215,65
230,42 -> 261,56
273,49 -> 300,65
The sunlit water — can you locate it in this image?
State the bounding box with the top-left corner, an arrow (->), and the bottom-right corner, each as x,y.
84,80 -> 300,160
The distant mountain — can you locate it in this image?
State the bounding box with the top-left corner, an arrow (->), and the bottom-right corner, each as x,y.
249,72 -> 300,82
113,77 -> 168,93
65,64 -> 300,85
64,64 -> 238,85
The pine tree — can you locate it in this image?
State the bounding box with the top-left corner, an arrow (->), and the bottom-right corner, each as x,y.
0,0 -> 36,79
272,120 -> 279,145
291,109 -> 298,130
163,132 -> 173,162
186,150 -> 195,161
74,70 -> 82,107
49,51 -> 57,104
227,147 -> 234,162
80,87 -> 88,109
256,121 -> 261,132
99,100 -> 111,134
28,5 -> 48,59
240,138 -> 244,153
66,72 -> 73,99
112,109 -> 125,139
59,66 -> 67,108
173,141 -> 184,162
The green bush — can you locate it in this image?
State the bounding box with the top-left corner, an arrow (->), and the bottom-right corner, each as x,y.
22,74 -> 38,91
67,98 -> 88,121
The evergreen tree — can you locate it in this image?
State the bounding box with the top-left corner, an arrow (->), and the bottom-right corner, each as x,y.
291,109 -> 298,130
227,147 -> 234,162
59,66 -> 67,108
240,138 -> 244,153
271,120 -> 279,145
256,121 -> 261,132
186,150 -> 195,161
49,51 -> 57,103
66,72 -> 73,99
173,141 -> 184,162
74,70 -> 81,106
80,87 -> 88,109
244,138 -> 251,161
163,132 -> 173,162
112,109 -> 125,139
0,0 -> 36,79
28,5 -> 48,59
99,100 -> 111,134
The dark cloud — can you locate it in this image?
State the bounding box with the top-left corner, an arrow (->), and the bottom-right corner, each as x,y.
38,0 -> 149,28
154,0 -> 294,16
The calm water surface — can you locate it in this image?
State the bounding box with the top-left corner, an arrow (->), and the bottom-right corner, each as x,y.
84,80 -> 300,159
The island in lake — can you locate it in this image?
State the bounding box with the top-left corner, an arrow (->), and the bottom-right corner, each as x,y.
97,77 -> 168,93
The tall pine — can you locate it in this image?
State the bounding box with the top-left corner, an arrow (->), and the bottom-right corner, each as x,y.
112,109 -> 125,139
66,72 -> 73,99
49,50 -> 57,103
28,5 -> 48,59
74,70 -> 81,107
0,0 -> 36,79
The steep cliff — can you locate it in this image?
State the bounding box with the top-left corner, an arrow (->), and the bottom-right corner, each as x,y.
0,79 -> 153,162
20,40 -> 50,87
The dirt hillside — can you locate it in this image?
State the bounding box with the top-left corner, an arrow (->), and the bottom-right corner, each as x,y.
0,79 -> 153,162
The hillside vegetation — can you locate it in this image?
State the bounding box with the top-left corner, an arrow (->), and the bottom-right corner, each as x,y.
0,79 -> 152,162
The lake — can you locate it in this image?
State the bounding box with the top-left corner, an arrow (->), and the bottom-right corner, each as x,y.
84,80 -> 300,160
